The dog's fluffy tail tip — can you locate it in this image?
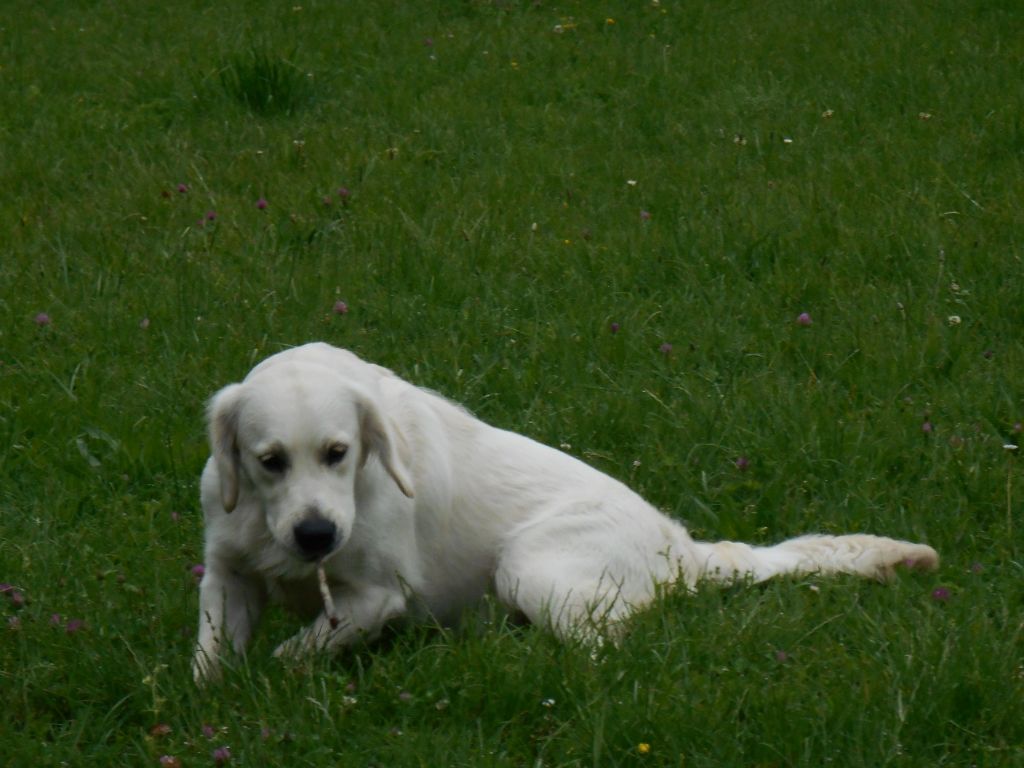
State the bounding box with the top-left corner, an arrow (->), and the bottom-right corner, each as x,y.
903,544 -> 940,571
878,543 -> 939,582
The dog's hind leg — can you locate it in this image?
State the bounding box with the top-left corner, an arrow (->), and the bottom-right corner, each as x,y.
494,505 -> 672,641
495,556 -> 635,642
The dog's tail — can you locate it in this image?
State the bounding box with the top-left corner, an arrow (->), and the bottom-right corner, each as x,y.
688,533 -> 938,586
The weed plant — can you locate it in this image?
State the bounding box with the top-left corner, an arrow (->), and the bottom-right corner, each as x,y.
1,0 -> 1023,766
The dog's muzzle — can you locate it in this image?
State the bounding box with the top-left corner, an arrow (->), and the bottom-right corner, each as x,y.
293,515 -> 338,560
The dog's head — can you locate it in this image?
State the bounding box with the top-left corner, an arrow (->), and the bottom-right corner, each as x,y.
206,348 -> 414,563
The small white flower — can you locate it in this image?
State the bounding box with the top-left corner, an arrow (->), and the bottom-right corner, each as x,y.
541,698 -> 556,708
782,137 -> 793,144
948,315 -> 962,326
1004,444 -> 1018,452
626,179 -> 638,187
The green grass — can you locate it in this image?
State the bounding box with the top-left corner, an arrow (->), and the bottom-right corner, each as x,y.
2,0 -> 1023,764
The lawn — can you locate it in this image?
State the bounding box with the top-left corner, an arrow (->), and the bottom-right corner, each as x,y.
2,0 -> 1023,765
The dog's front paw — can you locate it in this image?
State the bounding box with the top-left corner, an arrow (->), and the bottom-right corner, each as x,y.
273,632 -> 312,661
273,623 -> 334,660
192,650 -> 222,686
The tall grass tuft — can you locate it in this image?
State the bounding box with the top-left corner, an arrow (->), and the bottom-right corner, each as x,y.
219,45 -> 311,115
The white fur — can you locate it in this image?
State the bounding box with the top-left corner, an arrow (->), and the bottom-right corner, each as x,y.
193,342 -> 938,681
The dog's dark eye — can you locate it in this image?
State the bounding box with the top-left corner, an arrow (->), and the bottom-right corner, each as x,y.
325,444 -> 348,466
258,452 -> 288,474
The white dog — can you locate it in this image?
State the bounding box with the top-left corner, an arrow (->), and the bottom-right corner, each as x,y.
193,342 -> 938,681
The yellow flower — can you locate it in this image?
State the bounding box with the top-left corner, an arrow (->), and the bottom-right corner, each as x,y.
606,18 -> 616,24
637,742 -> 651,755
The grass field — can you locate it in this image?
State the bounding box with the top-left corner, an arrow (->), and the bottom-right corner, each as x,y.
2,0 -> 1023,765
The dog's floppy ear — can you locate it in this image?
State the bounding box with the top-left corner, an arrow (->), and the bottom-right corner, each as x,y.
207,383 -> 245,513
357,394 -> 414,499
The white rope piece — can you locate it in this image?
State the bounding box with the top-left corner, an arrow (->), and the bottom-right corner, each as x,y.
317,562 -> 340,629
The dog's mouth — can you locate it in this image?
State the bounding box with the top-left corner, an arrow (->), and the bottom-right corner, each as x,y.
298,547 -> 337,563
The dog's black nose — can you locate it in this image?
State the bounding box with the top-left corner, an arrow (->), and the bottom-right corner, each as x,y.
293,517 -> 338,559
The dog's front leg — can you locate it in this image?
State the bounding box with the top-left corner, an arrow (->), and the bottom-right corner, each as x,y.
273,583 -> 406,660
193,563 -> 266,683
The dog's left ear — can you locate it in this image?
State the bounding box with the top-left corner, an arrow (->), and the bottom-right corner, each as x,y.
207,383 -> 245,513
357,395 -> 414,499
